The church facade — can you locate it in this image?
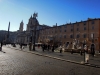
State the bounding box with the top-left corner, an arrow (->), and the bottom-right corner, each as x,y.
16,13 -> 50,44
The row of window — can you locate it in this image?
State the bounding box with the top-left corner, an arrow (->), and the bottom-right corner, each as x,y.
82,21 -> 94,25
58,21 -> 95,28
71,26 -> 94,31
62,21 -> 94,27
41,34 -> 94,39
41,26 -> 94,34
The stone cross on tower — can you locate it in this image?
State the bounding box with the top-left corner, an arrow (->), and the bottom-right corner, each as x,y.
33,12 -> 38,18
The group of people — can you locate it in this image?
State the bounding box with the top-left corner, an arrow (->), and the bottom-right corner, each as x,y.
28,42 -> 59,52
28,41 -> 96,56
41,44 -> 64,53
82,43 -> 95,57
41,44 -> 58,52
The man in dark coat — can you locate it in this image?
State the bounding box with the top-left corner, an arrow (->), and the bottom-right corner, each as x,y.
59,46 -> 62,53
20,43 -> 23,50
0,42 -> 3,51
91,43 -> 95,57
52,45 -> 54,52
42,44 -> 45,52
29,42 -> 32,51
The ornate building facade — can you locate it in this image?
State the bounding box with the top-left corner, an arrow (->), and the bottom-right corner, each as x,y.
16,13 -> 50,44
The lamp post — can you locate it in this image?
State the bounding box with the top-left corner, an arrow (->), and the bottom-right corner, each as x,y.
88,18 -> 89,46
32,12 -> 38,51
33,24 -> 36,51
30,30 -> 33,51
73,24 -> 74,41
84,40 -> 86,62
79,32 -> 80,43
71,23 -> 74,53
92,34 -> 94,43
83,18 -> 89,58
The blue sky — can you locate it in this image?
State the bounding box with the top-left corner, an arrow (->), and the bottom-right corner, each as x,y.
0,0 -> 100,31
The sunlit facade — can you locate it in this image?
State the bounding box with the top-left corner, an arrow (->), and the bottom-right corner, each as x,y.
39,18 -> 100,50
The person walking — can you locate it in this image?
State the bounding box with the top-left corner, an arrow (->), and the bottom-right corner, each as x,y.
91,43 -> 95,57
29,42 -> 32,51
0,41 -> 3,51
52,45 -> 54,52
42,44 -> 45,52
59,46 -> 62,53
48,45 -> 50,51
20,43 -> 23,50
84,45 -> 89,63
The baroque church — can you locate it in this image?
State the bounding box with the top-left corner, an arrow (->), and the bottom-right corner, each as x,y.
16,13 -> 50,44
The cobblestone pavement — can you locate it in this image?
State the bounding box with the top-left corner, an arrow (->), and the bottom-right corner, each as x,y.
6,45 -> 100,66
0,46 -> 99,75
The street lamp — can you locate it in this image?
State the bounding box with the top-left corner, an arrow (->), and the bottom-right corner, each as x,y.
30,25 -> 36,51
32,12 -> 38,51
83,40 -> 86,62
33,25 -> 36,51
91,33 -> 94,43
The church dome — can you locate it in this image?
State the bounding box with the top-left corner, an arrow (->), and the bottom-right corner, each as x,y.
32,17 -> 39,25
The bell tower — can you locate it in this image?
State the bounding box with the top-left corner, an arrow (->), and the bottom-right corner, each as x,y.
19,20 -> 24,32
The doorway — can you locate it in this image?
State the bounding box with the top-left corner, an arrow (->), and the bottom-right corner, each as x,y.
66,42 -> 69,47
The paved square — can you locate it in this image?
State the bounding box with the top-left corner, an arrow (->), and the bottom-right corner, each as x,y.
0,46 -> 100,75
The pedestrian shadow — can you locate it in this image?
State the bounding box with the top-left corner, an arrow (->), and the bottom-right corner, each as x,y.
0,51 -> 6,53
59,54 -> 63,56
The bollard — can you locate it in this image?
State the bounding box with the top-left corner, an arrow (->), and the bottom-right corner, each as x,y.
71,49 -> 73,54
80,50 -> 82,55
0,47 -> 2,51
60,49 -> 62,53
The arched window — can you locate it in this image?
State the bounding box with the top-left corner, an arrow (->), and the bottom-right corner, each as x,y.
71,29 -> 73,31
84,27 -> 86,30
92,26 -> 94,30
70,35 -> 73,38
64,30 -> 66,32
77,28 -> 79,31
64,35 -> 66,38
83,34 -> 87,38
76,34 -> 80,38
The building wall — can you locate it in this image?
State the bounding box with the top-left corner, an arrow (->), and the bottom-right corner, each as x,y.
0,30 -> 7,42
98,19 -> 100,51
39,18 -> 100,50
